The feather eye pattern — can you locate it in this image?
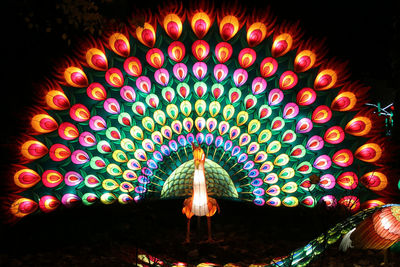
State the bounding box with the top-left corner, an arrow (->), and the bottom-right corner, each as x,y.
4,2 -> 399,255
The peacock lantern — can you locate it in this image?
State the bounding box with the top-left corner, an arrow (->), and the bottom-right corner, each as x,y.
3,1 -> 400,266
182,143 -> 220,243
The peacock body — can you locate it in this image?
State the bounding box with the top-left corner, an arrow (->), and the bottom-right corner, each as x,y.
4,2 -> 400,265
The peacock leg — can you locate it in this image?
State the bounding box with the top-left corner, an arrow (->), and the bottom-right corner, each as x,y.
207,216 -> 213,242
185,218 -> 191,243
197,216 -> 201,233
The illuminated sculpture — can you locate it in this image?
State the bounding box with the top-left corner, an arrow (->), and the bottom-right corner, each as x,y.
340,205 -> 400,251
4,1 -> 400,265
182,144 -> 220,243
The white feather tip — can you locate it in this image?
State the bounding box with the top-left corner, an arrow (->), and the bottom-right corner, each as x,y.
339,228 -> 356,252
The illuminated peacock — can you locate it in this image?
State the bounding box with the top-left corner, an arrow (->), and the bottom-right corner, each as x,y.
4,1 -> 400,265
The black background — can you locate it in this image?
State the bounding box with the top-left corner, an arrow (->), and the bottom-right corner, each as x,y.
2,0 -> 399,146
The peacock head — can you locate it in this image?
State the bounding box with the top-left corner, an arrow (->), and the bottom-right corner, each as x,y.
192,143 -> 205,169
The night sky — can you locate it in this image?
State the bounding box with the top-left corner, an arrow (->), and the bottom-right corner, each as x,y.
2,0 -> 399,148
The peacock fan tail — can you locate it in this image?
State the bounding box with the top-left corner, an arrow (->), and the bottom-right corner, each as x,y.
3,1 -> 400,264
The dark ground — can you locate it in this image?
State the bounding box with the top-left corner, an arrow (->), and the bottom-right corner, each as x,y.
1,0 -> 400,266
1,199 -> 399,266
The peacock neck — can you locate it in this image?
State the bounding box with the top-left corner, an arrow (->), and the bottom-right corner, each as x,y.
195,161 -> 205,172
191,161 -> 208,216
193,162 -> 207,196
